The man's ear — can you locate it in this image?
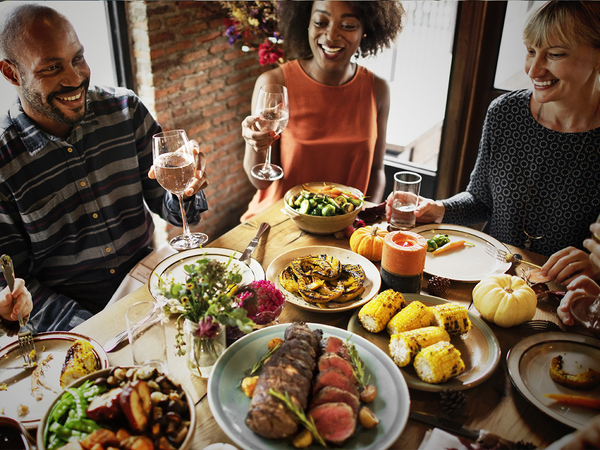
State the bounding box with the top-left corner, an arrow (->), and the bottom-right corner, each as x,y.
0,60 -> 21,87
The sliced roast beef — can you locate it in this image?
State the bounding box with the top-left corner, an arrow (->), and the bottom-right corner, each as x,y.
312,367 -> 359,397
310,385 -> 360,415
245,322 -> 320,439
318,352 -> 357,384
320,336 -> 349,359
308,402 -> 357,445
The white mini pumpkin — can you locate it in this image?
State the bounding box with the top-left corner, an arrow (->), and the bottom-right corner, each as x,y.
472,274 -> 537,327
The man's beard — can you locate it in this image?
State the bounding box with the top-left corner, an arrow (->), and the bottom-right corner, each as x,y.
21,80 -> 89,127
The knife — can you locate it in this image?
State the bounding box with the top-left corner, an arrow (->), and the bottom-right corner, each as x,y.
239,222 -> 270,263
409,411 -> 520,448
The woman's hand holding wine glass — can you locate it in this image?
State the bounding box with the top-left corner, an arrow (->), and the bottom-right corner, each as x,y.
149,129 -> 208,251
250,84 -> 289,182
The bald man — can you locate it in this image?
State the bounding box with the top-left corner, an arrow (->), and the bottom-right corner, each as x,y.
0,4 -> 208,333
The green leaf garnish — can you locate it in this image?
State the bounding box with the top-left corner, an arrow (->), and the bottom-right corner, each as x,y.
268,388 -> 327,447
346,337 -> 369,388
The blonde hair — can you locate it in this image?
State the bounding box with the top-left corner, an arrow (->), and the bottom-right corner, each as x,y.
523,1 -> 600,49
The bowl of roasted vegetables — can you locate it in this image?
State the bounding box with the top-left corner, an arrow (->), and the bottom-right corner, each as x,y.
283,182 -> 364,235
37,365 -> 195,450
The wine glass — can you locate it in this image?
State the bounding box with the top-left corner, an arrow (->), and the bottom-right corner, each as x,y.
152,130 -> 208,251
251,84 -> 289,181
570,295 -> 600,335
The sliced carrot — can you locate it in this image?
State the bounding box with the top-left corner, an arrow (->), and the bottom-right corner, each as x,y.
544,393 -> 600,410
432,240 -> 474,255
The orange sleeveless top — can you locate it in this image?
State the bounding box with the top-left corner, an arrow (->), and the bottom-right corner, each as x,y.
241,60 -> 378,221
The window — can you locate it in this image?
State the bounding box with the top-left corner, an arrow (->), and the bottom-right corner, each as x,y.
0,1 -> 118,114
359,1 -> 458,172
494,1 -> 545,91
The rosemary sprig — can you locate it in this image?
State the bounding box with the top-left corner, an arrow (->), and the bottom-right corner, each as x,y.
346,337 -> 370,388
238,342 -> 282,388
268,388 -> 327,448
250,342 -> 281,376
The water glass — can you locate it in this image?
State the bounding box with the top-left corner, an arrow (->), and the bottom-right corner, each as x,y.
126,301 -> 168,372
390,171 -> 422,230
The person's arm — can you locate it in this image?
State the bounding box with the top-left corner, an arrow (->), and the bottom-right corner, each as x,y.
242,68 -> 285,191
366,75 -> 390,204
0,208 -> 93,333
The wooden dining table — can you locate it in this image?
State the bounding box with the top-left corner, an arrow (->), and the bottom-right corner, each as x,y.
72,199 -> 581,449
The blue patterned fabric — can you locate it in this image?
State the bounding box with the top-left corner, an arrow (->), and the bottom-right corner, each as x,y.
442,89 -> 600,257
0,86 -> 208,332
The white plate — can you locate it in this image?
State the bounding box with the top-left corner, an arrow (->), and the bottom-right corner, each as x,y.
266,246 -> 381,313
207,323 -> 410,450
0,332 -> 109,429
148,248 -> 266,300
506,332 -> 600,430
412,224 -> 511,282
348,293 -> 501,391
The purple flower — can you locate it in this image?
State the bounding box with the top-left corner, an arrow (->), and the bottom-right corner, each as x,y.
196,316 -> 220,339
237,280 -> 285,325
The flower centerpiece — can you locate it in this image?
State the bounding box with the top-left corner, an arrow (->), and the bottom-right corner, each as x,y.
220,1 -> 284,66
156,255 -> 284,377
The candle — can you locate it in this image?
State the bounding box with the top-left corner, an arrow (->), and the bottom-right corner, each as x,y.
380,230 -> 427,294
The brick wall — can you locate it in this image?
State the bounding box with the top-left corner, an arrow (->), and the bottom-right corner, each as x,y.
126,1 -> 269,243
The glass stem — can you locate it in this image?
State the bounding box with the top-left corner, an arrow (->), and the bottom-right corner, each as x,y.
177,194 -> 191,236
263,145 -> 272,171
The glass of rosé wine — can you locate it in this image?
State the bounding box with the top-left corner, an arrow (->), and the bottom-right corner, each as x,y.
251,84 -> 289,181
570,295 -> 600,336
152,129 -> 208,251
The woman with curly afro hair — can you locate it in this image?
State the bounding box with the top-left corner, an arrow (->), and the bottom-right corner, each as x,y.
240,1 -> 405,221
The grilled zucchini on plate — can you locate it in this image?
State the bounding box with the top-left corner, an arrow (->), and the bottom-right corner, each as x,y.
267,246 -> 381,313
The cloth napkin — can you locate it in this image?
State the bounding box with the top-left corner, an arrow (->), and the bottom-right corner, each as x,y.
105,242 -> 178,307
417,428 -> 475,450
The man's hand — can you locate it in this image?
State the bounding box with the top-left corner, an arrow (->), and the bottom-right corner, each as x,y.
148,139 -> 208,198
0,278 -> 32,322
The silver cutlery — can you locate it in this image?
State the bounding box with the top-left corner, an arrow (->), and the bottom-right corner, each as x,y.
0,255 -> 37,368
520,320 -> 562,332
485,243 -> 543,270
0,365 -> 36,371
103,329 -> 128,353
239,222 -> 270,263
409,411 -> 521,448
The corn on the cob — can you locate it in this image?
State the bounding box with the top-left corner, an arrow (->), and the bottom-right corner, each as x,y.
413,341 -> 465,383
431,303 -> 471,337
358,289 -> 405,333
389,326 -> 450,367
387,300 -> 434,335
60,339 -> 100,388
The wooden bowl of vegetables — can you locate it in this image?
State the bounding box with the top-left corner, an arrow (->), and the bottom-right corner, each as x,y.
37,366 -> 196,450
282,182 -> 364,235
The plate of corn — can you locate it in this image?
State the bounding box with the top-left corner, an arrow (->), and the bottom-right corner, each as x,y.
0,332 -> 108,429
348,292 -> 500,391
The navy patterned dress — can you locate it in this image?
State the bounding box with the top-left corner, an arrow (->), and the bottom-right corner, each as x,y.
442,89 -> 600,257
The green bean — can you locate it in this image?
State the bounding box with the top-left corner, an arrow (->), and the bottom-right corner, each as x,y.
65,387 -> 88,418
51,394 -> 74,422
64,417 -> 101,434
49,422 -> 73,441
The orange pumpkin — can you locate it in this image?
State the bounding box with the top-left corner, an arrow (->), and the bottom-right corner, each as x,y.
349,226 -> 388,262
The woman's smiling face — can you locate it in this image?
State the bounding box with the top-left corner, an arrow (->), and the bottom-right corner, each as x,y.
308,1 -> 364,71
525,39 -> 600,106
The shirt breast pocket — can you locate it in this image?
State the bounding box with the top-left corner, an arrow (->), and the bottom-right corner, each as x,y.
21,191 -> 80,256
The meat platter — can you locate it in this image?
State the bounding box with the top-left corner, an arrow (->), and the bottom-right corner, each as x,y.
207,323 -> 409,450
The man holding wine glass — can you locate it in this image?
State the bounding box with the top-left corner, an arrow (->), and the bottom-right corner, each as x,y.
0,4 -> 209,334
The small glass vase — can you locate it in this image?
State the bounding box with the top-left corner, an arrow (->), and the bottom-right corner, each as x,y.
183,319 -> 226,378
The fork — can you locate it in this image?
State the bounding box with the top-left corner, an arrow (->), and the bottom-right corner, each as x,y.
520,320 -> 563,332
1,255 -> 37,367
485,243 -> 543,270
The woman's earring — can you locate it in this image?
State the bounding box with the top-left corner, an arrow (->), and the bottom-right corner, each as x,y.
363,34 -> 367,38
